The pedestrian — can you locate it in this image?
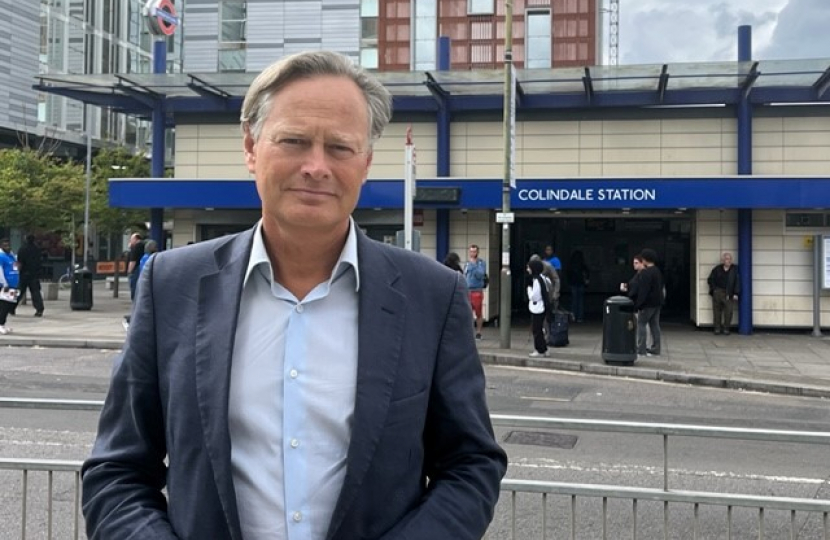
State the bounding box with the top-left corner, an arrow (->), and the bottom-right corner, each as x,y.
707,252 -> 740,335
126,233 -> 144,301
464,243 -> 487,339
620,254 -> 644,299
0,238 -> 20,335
527,259 -> 550,358
82,50 -> 506,540
16,235 -> 45,317
530,253 -> 560,311
634,248 -> 664,357
543,244 -> 561,274
443,251 -> 463,273
567,250 -> 589,322
137,239 -> 158,277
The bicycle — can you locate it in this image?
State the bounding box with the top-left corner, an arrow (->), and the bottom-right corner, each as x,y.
57,265 -> 77,290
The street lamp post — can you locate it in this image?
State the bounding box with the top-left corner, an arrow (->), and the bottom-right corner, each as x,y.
500,0 -> 514,348
83,103 -> 92,270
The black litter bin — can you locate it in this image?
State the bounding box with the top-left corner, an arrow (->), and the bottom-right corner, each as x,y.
70,267 -> 93,311
602,295 -> 637,364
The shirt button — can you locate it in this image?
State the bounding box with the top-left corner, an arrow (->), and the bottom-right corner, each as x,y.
289,369 -> 298,379
296,304 -> 304,313
293,511 -> 302,522
290,438 -> 300,448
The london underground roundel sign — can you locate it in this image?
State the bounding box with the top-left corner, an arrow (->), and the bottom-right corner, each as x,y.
144,0 -> 180,37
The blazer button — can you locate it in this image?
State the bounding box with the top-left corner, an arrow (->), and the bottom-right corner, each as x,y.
293,511 -> 302,522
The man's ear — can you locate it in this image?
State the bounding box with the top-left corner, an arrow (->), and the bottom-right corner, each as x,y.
243,126 -> 257,174
361,150 -> 374,185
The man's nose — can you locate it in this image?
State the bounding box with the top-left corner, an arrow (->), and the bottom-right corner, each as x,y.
299,143 -> 332,179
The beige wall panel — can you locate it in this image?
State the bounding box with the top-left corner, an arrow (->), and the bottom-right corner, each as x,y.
455,122 -> 501,137
783,311 -> 813,326
660,118 -> 724,134
783,235 -> 813,251
199,124 -> 241,139
754,280 -> 784,295
579,163 -> 603,176
754,209 -> 782,221
784,130 -> 830,146
177,137 -> 199,152
603,133 -> 661,149
753,221 -> 783,236
719,162 -> 738,175
175,165 -> 199,178
601,148 -> 660,162
783,117 -> 830,131
755,311 -> 785,326
662,133 -> 723,148
579,134 -> 602,148
782,250 -> 812,266
368,164 -> 406,178
602,163 -> 662,176
784,265 -> 813,281
522,121 -> 580,136
521,134 -> 581,149
463,135 -> 503,150
753,236 -> 784,250
783,147 -> 830,161
754,251 -> 784,265
579,148 -> 603,162
753,131 -> 784,147
783,162 -> 830,175
756,117 -> 783,132
448,159 -> 468,178
579,121 -> 602,134
660,163 -> 725,176
753,162 -> 785,175
784,296 -> 815,311
522,163 -> 581,176
753,147 -> 784,161
202,165 -> 250,179
195,152 -> 246,166
466,163 -> 503,177
199,138 -> 242,152
177,125 -> 199,138
754,266 -> 784,281
175,151 -> 198,166
602,120 -> 660,134
784,280 -> 813,296
520,148 -> 580,163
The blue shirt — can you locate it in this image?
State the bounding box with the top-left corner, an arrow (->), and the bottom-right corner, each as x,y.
545,256 -> 561,271
229,219 -> 360,540
0,250 -> 20,289
464,259 -> 486,290
138,252 -> 153,276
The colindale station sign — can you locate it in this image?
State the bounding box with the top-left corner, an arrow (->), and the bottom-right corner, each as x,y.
518,187 -> 658,202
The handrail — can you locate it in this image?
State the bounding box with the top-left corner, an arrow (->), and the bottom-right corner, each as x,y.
490,414 -> 830,445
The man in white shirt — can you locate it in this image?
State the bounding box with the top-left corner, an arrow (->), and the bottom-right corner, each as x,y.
82,51 -> 506,540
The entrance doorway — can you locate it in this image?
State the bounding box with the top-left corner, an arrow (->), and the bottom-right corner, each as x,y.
512,214 -> 692,322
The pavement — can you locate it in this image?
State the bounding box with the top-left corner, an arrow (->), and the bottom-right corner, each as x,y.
3,281 -> 830,398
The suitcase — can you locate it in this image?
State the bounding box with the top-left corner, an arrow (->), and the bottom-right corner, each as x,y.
547,310 -> 570,347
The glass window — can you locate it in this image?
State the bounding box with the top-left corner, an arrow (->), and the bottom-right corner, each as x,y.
525,10 -> 551,68
221,20 -> 246,42
220,0 -> 247,44
468,0 -> 494,14
360,0 -> 378,17
218,48 -> 246,72
361,17 -> 377,40
360,48 -> 378,70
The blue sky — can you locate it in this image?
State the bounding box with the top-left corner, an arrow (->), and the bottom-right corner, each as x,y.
614,0 -> 830,64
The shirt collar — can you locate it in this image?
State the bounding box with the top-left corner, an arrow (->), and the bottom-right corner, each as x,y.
244,218 -> 360,291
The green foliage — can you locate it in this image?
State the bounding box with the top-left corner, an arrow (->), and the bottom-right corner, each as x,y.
0,146 -> 150,237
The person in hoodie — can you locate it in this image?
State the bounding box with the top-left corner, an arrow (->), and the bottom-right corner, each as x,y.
0,238 -> 21,335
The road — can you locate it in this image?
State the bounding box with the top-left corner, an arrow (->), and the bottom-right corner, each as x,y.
1,347 -> 829,538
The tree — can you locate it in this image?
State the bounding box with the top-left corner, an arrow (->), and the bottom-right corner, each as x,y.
90,147 -> 150,235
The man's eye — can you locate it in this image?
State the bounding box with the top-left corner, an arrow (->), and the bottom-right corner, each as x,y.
328,144 -> 358,160
280,138 -> 306,146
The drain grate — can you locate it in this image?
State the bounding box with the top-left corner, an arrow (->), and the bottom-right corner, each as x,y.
503,430 -> 578,449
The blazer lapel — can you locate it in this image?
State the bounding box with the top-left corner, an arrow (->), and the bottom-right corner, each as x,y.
327,233 -> 407,540
194,229 -> 253,540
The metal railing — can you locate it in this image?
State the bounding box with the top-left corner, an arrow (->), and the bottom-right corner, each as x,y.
489,415 -> 830,539
2,401 -> 830,538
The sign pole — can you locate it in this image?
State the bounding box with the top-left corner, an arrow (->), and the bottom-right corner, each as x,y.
404,126 -> 415,251
500,0 -> 514,348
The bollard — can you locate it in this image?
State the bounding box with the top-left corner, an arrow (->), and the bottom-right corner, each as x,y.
113,257 -> 120,298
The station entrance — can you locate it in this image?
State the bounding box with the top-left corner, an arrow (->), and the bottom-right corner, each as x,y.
510,213 -> 693,323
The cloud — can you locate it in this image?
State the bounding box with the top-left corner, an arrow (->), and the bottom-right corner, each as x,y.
618,0 -> 783,64
756,0 -> 830,59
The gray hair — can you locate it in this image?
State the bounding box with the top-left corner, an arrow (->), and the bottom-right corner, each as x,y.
144,239 -> 158,253
240,50 -> 392,146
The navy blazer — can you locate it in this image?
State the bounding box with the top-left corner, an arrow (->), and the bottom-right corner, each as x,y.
82,227 -> 507,539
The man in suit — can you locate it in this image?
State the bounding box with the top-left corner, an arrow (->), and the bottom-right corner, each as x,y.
82,51 -> 507,540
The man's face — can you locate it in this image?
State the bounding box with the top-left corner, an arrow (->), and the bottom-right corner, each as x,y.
633,259 -> 643,271
244,75 -> 373,236
0,241 -> 8,253
722,253 -> 733,266
544,246 -> 553,257
469,247 -> 478,260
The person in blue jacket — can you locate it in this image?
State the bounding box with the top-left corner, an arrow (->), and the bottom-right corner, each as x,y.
0,238 -> 21,335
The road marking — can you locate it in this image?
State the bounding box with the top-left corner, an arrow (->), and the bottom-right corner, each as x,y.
520,396 -> 573,402
510,457 -> 827,484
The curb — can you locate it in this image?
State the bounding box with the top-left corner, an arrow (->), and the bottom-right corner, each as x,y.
0,338 -> 124,350
478,352 -> 830,400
